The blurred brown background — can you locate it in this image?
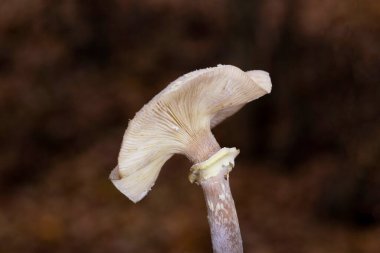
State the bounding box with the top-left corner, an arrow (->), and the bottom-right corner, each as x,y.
0,0 -> 379,252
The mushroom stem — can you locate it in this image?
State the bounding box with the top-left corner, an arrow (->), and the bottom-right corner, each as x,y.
185,129 -> 221,163
188,142 -> 243,253
201,169 -> 243,253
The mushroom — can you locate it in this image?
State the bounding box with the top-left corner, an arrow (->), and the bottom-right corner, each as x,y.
110,65 -> 272,253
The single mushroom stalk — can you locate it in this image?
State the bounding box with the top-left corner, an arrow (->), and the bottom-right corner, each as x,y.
190,147 -> 242,252
110,65 -> 272,253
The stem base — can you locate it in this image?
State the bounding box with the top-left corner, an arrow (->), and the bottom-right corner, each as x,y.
201,170 -> 243,253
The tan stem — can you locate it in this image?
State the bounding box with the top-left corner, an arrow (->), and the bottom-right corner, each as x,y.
201,167 -> 243,253
185,130 -> 221,163
186,131 -> 243,253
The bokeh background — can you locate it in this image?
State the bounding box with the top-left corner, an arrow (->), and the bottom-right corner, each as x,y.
1,0 -> 379,252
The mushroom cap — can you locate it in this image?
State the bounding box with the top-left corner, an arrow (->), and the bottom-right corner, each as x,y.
110,65 -> 272,202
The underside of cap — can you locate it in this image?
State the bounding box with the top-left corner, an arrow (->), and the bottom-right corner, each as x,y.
209,68 -> 272,128
111,64 -> 272,202
110,153 -> 170,202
